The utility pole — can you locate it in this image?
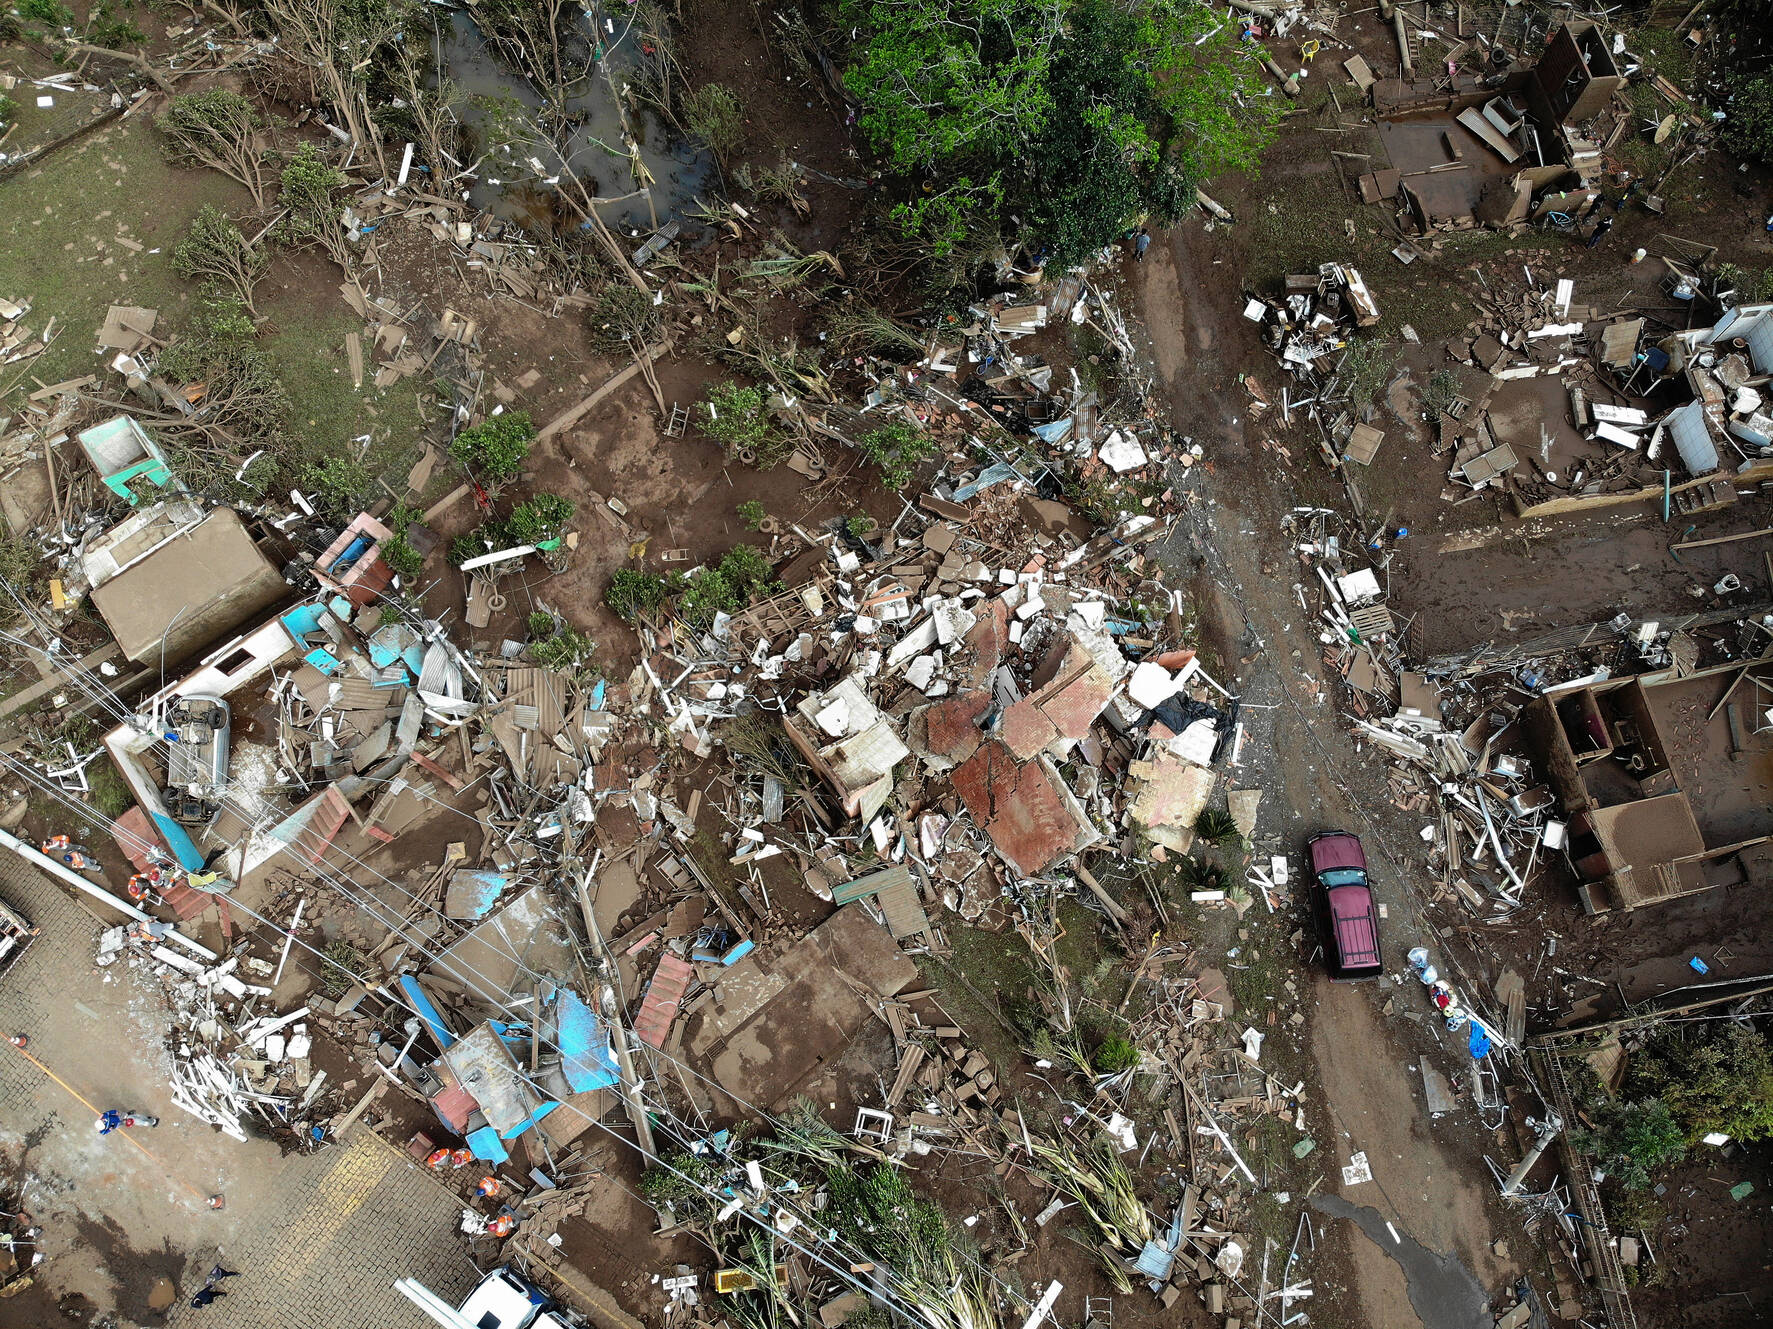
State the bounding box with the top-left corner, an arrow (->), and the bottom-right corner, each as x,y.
603,987 -> 657,1163
572,857 -> 657,1162
1502,1113 -> 1563,1195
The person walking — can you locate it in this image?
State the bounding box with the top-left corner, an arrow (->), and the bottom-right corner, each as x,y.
1586,216 -> 1613,248
190,1284 -> 228,1308
1134,229 -> 1152,262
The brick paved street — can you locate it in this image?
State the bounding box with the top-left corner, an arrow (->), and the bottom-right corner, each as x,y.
0,854 -> 476,1326
161,1131 -> 480,1329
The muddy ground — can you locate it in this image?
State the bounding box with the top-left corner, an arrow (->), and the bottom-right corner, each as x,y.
6,0 -> 1773,1324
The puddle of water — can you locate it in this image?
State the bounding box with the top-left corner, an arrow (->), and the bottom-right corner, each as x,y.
431,7 -> 712,237
1312,1193 -> 1491,1329
146,1276 -> 177,1311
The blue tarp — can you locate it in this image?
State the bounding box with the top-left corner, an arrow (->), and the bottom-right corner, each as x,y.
557,990 -> 620,1093
466,1125 -> 509,1163
400,974 -> 456,1050
446,870 -> 511,920
1468,1023 -> 1493,1060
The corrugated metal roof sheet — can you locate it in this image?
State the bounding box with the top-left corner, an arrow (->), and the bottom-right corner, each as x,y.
1666,401 -> 1719,475
1742,312 -> 1773,375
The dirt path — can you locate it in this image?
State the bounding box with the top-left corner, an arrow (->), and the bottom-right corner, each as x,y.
1130,227 -> 1513,1329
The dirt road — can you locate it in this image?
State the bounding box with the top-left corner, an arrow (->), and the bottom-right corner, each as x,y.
1131,227 -> 1518,1329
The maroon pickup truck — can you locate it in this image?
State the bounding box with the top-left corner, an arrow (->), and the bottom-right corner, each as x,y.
1307,831 -> 1383,980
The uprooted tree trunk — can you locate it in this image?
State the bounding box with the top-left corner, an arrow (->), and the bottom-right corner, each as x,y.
61,41 -> 179,95
157,89 -> 273,210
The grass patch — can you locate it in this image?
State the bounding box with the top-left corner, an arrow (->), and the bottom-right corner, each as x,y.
87,759 -> 134,819
1244,165 -> 1363,293
1226,929 -> 1282,1018
0,117 -> 240,387
260,301 -> 429,482
0,117 -> 429,493
1632,26 -> 1698,92
919,923 -> 1043,1076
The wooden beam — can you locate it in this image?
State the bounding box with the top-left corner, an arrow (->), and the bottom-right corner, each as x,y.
1672,525 -> 1773,551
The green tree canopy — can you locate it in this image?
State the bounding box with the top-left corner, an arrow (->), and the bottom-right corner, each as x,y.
1629,1023 -> 1773,1143
834,0 -> 1277,264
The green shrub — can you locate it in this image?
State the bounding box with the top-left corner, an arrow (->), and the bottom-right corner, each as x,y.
1723,74 -> 1773,164
857,421 -> 936,489
379,534 -> 424,583
303,455 -> 374,518
716,544 -> 777,600
697,380 -> 779,458
503,492 -> 573,546
606,568 -> 669,621
527,610 -> 557,639
0,95 -> 17,124
86,0 -> 144,46
1572,1098 -> 1687,1190
0,529 -> 43,594
1194,807 -> 1243,847
638,1149 -> 723,1217
682,83 -> 744,170
585,284 -> 662,352
318,939 -> 368,996
448,533 -> 487,567
172,205 -> 267,318
276,144 -> 347,248
19,0 -> 72,25
736,499 -> 767,530
1094,1034 -> 1140,1074
531,626 -> 593,672
605,548 -> 778,627
449,411 -> 534,480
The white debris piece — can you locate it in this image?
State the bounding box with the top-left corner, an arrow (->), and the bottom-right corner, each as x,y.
1342,1150 -> 1374,1186
1098,430 -> 1149,473
1128,660 -> 1179,709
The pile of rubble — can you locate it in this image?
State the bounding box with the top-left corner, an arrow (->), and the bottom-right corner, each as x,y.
97,921 -> 330,1144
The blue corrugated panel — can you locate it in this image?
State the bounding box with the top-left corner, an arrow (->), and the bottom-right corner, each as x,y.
557,989 -> 620,1092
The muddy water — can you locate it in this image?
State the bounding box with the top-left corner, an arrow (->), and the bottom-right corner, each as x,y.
1311,1194 -> 1492,1328
430,6 -> 711,235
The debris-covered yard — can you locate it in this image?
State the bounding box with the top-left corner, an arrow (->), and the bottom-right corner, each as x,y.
1,0 -> 1772,1327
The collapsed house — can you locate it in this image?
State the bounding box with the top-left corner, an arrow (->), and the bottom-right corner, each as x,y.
1520,656 -> 1773,912
98,552 -> 466,883
1350,22 -> 1625,235
73,416 -> 289,666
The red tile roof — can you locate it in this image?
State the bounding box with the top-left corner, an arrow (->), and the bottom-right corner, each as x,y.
923,690 -> 993,765
633,953 -> 696,1049
951,740 -> 1097,876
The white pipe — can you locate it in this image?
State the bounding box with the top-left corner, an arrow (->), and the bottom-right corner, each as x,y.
0,826 -> 215,960
1475,791 -> 1525,892
272,897 -> 305,986
457,543 -> 536,572
1019,1280 -> 1063,1329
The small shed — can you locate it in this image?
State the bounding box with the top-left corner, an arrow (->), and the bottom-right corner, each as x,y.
89,507 -> 287,664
